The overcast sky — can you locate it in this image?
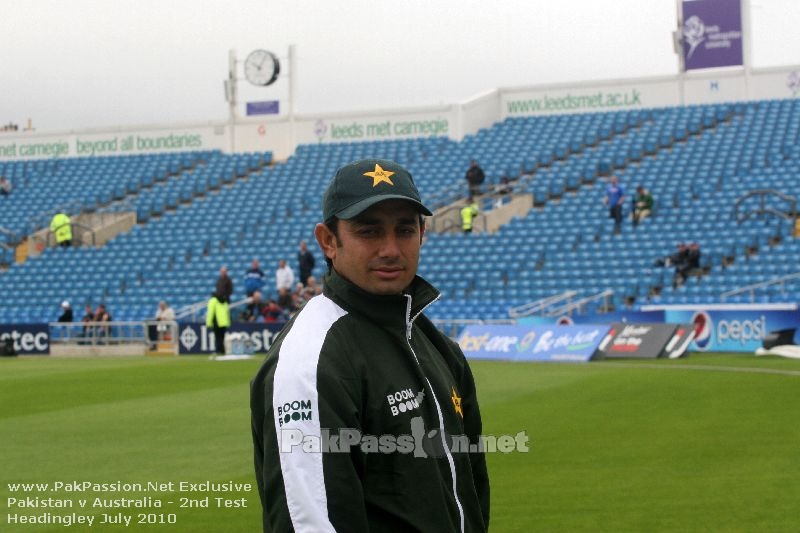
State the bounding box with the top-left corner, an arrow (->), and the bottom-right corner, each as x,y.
1,0 -> 798,133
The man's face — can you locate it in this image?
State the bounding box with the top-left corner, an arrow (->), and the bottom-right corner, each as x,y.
315,200 -> 424,296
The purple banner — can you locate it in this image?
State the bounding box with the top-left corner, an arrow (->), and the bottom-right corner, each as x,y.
682,0 -> 743,71
246,100 -> 280,116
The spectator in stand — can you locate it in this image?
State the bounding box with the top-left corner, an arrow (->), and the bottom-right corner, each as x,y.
604,175 -> 625,234
291,282 -> 306,308
155,300 -> 175,340
81,305 -> 94,329
660,242 -> 691,288
244,259 -> 266,297
262,299 -> 287,323
297,240 -> 316,286
465,159 -> 485,197
653,242 -> 687,268
275,259 -> 295,294
50,212 -> 72,247
239,290 -> 266,322
494,176 -> 513,208
460,195 -> 479,234
94,303 -> 112,342
216,266 -> 233,303
680,242 -> 702,280
79,304 -> 94,344
0,176 -> 11,196
632,185 -> 654,226
277,286 -> 295,313
58,300 -> 73,322
305,275 -> 322,297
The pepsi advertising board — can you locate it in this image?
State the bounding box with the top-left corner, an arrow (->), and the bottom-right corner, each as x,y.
457,324 -> 610,362
665,309 -> 800,352
177,322 -> 284,355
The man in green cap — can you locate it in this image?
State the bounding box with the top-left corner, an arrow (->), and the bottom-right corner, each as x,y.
251,159 -> 490,532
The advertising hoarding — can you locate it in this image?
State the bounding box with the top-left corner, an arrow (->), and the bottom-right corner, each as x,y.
664,309 -> 800,352
596,323 -> 681,359
0,324 -> 50,355
177,322 -> 284,355
457,324 -> 610,362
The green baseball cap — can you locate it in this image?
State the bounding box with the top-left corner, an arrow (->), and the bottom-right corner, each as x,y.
322,159 -> 433,221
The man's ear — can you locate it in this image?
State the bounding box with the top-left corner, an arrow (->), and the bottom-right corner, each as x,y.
419,219 -> 426,245
314,223 -> 337,262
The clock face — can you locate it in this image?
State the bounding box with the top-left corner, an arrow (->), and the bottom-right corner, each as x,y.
244,49 -> 280,87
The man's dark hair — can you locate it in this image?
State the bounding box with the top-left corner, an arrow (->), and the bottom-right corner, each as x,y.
323,218 -> 339,272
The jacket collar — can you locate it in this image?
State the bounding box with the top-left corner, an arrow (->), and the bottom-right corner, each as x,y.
322,269 -> 440,329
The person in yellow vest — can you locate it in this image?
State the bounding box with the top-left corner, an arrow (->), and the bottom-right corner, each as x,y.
460,196 -> 479,234
50,212 -> 72,247
206,293 -> 231,355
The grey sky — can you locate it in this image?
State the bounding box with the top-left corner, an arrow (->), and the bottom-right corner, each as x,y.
1,0 -> 797,133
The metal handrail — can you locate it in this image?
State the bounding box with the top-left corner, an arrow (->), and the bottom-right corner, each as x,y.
733,189 -> 797,224
45,222 -> 96,248
426,177 -> 521,234
508,290 -> 578,318
49,320 -> 148,345
175,299 -> 208,320
0,226 -> 18,247
721,271 -> 800,301
175,295 -> 253,321
546,289 -> 614,317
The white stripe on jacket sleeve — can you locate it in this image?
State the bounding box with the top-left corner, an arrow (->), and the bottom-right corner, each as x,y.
272,295 -> 347,532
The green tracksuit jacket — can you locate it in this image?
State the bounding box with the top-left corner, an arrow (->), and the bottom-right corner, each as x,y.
251,269 -> 490,532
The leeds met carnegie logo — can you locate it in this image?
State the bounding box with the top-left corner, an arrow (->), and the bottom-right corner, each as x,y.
683,15 -> 705,59
682,14 -> 742,60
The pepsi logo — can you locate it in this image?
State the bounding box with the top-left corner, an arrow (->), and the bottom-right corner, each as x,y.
691,311 -> 713,350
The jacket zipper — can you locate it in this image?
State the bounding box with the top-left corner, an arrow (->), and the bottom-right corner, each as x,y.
403,294 -> 465,533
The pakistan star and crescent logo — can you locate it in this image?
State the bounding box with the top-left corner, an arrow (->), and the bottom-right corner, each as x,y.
363,164 -> 395,187
451,387 -> 463,418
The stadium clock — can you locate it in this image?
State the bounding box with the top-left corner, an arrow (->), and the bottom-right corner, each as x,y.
244,49 -> 280,87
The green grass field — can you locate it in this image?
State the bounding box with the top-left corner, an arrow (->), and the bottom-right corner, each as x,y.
2,354 -> 799,532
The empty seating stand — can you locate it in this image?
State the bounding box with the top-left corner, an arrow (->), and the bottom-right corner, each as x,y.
1,99 -> 799,323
